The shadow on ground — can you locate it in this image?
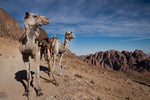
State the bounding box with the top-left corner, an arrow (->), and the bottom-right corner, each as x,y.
15,70 -> 39,95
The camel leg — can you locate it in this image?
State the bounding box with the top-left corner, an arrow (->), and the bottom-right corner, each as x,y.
59,54 -> 64,76
47,49 -> 51,76
47,49 -> 59,86
35,47 -> 43,96
40,49 -> 44,60
52,54 -> 56,71
23,58 -> 31,97
44,49 -> 47,61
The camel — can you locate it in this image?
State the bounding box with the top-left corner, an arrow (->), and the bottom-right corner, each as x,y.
37,27 -> 59,85
19,12 -> 49,96
50,31 -> 75,76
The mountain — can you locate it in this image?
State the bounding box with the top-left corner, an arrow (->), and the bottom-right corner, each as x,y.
82,49 -> 150,72
147,53 -> 150,57
0,8 -> 24,40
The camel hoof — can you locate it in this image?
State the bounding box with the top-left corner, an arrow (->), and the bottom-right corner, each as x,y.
23,91 -> 29,97
37,90 -> 43,96
48,73 -> 51,77
55,82 -> 59,86
59,74 -> 63,77
37,92 -> 43,96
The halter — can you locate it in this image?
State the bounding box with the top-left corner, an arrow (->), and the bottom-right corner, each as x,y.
35,28 -> 40,39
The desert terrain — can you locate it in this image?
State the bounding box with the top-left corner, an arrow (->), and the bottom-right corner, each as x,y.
0,37 -> 150,100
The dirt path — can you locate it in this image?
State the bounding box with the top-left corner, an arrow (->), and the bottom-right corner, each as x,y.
0,37 -> 150,100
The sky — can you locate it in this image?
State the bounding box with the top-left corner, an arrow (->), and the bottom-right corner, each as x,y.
1,0 -> 150,56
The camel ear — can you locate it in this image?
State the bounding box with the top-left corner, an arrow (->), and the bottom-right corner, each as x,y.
38,13 -> 41,17
65,31 -> 70,34
25,12 -> 29,18
65,31 -> 67,34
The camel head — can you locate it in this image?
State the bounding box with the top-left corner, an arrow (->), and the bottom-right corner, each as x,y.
24,12 -> 50,29
65,31 -> 75,40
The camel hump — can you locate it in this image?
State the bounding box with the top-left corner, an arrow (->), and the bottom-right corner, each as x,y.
19,32 -> 26,42
38,27 -> 49,43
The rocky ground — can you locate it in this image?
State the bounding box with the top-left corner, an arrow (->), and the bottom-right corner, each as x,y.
0,37 -> 150,100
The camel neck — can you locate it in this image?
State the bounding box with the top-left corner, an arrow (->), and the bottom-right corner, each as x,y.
26,25 -> 37,39
25,27 -> 37,47
64,38 -> 70,50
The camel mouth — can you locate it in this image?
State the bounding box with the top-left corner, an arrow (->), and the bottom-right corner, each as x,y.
72,36 -> 75,39
43,20 -> 50,25
71,34 -> 75,39
42,17 -> 50,25
37,20 -> 49,26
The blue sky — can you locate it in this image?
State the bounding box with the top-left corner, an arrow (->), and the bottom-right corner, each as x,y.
1,0 -> 150,56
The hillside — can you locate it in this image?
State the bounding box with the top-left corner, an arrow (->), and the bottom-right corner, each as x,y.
0,8 -> 24,40
82,49 -> 150,73
0,9 -> 150,100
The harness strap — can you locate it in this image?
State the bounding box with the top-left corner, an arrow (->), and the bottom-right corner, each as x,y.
35,28 -> 40,39
39,39 -> 44,46
47,44 -> 52,57
35,33 -> 38,39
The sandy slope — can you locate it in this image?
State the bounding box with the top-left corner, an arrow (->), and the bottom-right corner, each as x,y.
0,37 -> 150,100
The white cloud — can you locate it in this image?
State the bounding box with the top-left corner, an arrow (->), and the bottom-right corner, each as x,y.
122,36 -> 150,42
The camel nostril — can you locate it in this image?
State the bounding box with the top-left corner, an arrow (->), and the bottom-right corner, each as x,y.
47,20 -> 50,24
43,17 -> 50,24
47,19 -> 50,23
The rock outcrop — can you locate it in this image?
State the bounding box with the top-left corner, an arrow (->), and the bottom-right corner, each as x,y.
83,49 -> 150,72
0,8 -> 24,40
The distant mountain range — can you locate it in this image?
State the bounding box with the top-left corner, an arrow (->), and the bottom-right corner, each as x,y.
80,49 -> 150,73
147,53 -> 150,57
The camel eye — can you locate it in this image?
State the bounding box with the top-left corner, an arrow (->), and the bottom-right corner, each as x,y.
33,15 -> 38,18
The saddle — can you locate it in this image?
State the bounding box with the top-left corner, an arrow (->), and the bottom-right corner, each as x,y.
38,28 -> 58,50
19,27 -> 50,47
37,27 -> 49,48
